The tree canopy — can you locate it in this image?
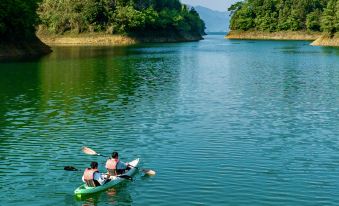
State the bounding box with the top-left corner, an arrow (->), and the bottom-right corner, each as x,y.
0,0 -> 41,41
38,0 -> 205,37
229,0 -> 338,35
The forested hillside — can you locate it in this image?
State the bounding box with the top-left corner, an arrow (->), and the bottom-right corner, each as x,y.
38,0 -> 205,38
0,0 -> 40,41
228,0 -> 338,35
0,0 -> 50,58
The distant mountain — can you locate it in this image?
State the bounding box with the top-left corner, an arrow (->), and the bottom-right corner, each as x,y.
194,6 -> 230,33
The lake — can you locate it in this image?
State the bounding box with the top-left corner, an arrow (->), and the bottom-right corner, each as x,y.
0,35 -> 339,205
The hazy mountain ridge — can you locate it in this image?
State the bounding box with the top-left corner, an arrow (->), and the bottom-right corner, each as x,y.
194,6 -> 230,33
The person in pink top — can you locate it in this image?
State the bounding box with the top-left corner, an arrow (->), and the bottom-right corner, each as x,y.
105,152 -> 131,175
82,161 -> 110,187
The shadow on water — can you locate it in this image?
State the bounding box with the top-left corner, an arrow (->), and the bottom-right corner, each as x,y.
319,46 -> 339,55
0,62 -> 41,140
0,44 -> 183,152
43,46 -> 136,60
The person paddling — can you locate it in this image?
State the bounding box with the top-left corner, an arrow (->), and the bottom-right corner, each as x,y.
82,161 -> 110,187
105,152 -> 131,176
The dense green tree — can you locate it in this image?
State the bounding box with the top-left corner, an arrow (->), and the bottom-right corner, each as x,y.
0,0 -> 41,40
229,3 -> 255,30
306,10 -> 322,31
229,0 -> 338,33
321,0 -> 338,34
113,5 -> 147,33
38,0 -> 205,37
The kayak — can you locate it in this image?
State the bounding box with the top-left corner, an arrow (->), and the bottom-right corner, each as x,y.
74,158 -> 139,197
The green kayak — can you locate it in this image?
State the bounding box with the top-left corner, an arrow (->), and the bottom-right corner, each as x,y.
74,158 -> 140,197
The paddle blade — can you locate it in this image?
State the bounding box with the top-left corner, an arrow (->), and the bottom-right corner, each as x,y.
82,146 -> 98,155
142,169 -> 156,176
118,175 -> 133,181
64,166 -> 78,171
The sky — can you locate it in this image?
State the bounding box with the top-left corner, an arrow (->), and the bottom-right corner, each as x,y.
180,0 -> 239,12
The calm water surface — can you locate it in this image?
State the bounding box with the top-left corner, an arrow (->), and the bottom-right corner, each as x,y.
0,35 -> 339,205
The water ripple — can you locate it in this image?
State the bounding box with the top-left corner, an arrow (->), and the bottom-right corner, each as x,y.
0,36 -> 339,205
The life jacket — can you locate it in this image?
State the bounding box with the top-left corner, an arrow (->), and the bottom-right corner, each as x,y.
106,158 -> 119,170
83,168 -> 99,181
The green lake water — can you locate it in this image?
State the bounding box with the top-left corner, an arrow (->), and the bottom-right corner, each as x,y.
0,35 -> 339,205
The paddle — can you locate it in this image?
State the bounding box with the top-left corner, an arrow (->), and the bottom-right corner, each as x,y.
82,146 -> 156,176
64,166 -> 78,171
117,175 -> 133,181
82,146 -> 104,157
63,166 -> 133,181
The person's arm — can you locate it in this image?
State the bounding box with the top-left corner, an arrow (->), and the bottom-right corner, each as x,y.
94,172 -> 111,185
93,172 -> 106,185
124,161 -> 132,169
117,161 -> 128,169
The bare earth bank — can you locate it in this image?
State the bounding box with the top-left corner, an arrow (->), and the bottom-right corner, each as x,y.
311,34 -> 339,47
226,30 -> 321,41
226,30 -> 338,47
37,32 -> 203,46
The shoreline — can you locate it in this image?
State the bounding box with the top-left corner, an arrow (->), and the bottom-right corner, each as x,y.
226,30 -> 338,47
37,32 -> 203,46
311,34 -> 339,47
0,37 -> 51,60
37,33 -> 138,46
226,30 -> 321,41
0,32 -> 202,60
